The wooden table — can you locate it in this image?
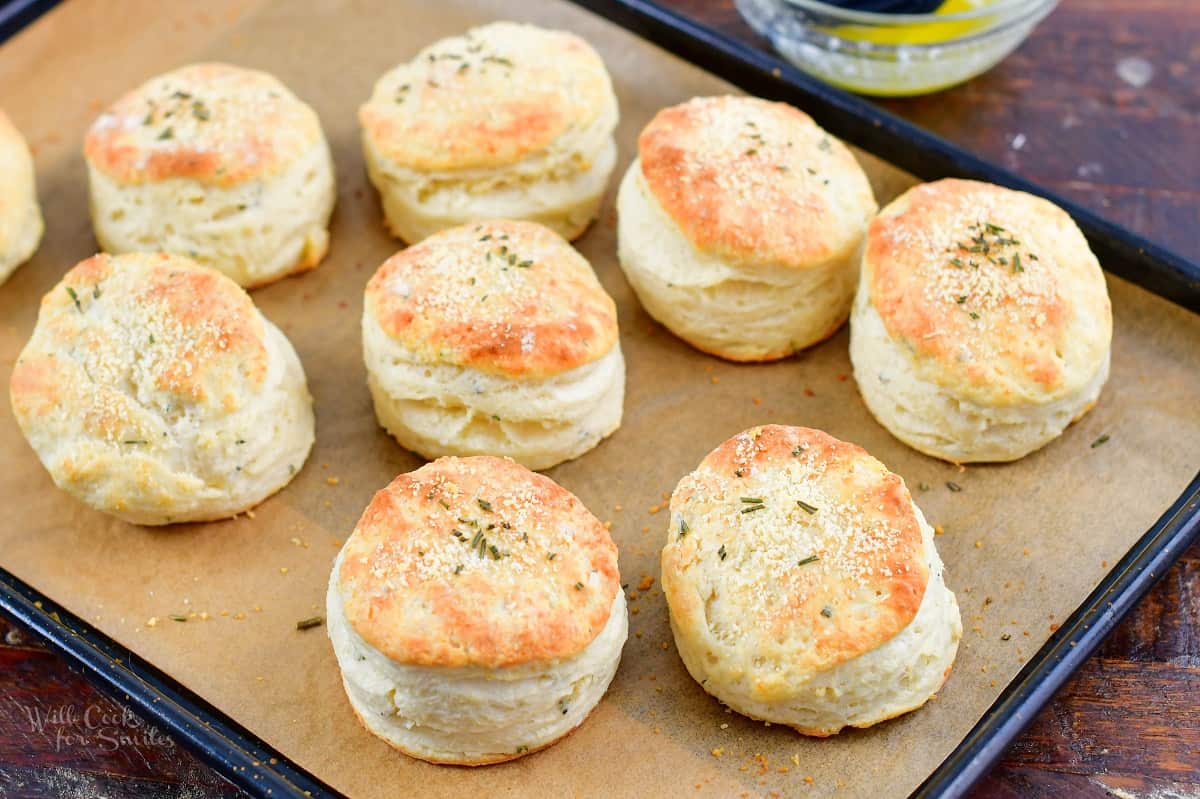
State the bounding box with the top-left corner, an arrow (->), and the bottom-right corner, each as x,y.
1,1 -> 1196,796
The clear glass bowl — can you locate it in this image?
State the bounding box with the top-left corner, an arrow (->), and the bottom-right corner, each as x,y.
735,0 -> 1058,96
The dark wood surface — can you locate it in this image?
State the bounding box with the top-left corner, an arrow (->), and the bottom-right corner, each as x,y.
1,1 -> 1197,797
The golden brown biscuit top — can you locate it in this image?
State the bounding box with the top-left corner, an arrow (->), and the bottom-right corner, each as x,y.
865,179 -> 1112,406
84,63 -> 323,187
364,220 -> 618,378
336,456 -> 620,668
359,22 -> 615,171
10,252 -> 269,442
637,96 -> 877,270
662,426 -> 928,683
0,109 -> 36,242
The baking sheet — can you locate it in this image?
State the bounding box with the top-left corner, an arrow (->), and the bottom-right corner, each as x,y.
1,1 -> 1198,797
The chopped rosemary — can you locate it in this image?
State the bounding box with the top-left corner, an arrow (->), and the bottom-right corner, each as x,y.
191,101 -> 210,121
517,260 -> 532,268
438,499 -> 450,510
515,745 -> 528,754
477,498 -> 493,512
946,481 -> 963,492
969,312 -> 980,320
678,518 -> 689,539
454,563 -> 464,574
741,504 -> 765,514
797,555 -> 820,567
547,552 -> 557,560
956,295 -> 968,304
740,497 -> 764,504
1001,632 -> 1012,641
795,499 -> 818,514
123,440 -> 147,445
744,148 -> 757,156
574,582 -> 584,590
157,126 -> 174,140
791,446 -> 805,456
917,482 -> 931,491
1012,253 -> 1024,272
489,544 -> 501,560
718,544 -> 727,561
820,605 -> 833,618
169,614 -> 188,622
1090,433 -> 1110,448
296,616 -> 324,631
65,286 -> 82,312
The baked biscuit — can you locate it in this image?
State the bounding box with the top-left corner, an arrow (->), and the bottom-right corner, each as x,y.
0,109 -> 43,284
85,63 -> 335,288
661,425 -> 961,736
9,252 -> 314,524
327,455 -> 627,764
850,179 -> 1112,462
359,22 -> 618,243
363,219 -> 624,470
617,96 -> 877,361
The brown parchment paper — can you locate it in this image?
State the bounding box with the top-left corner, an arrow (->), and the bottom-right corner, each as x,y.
1,1 -> 1198,796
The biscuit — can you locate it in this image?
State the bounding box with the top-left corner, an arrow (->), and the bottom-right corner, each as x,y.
850,179 -> 1112,462
661,425 -> 961,736
0,110 -> 43,284
326,455 -> 626,764
9,252 -> 314,524
85,63 -> 335,288
617,96 -> 877,361
362,219 -> 623,470
359,22 -> 618,243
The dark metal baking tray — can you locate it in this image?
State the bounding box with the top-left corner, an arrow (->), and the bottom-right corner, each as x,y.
1,1 -> 1198,797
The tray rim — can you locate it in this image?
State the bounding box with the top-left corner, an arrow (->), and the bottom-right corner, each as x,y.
0,1 -> 1198,798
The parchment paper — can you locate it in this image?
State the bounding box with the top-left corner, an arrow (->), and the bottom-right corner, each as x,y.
1,1 -> 1198,797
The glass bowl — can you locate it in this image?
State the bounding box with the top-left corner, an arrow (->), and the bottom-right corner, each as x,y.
735,0 -> 1058,96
